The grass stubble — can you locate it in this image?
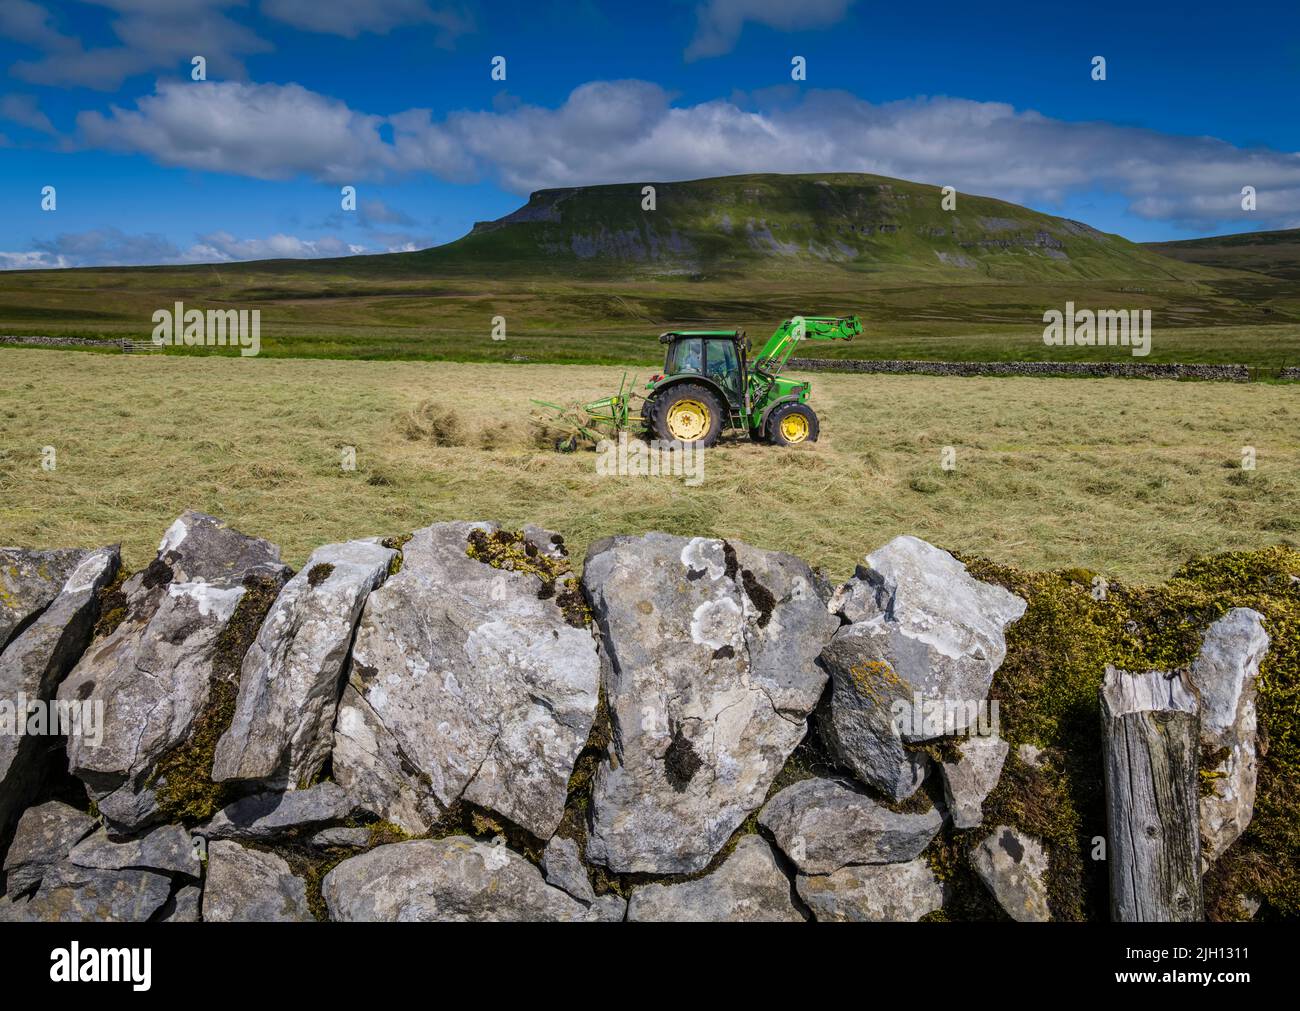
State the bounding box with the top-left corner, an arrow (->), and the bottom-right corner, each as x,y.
1,348 -> 1295,584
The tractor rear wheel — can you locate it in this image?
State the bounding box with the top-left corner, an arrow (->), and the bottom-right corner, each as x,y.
767,402 -> 819,446
648,383 -> 724,447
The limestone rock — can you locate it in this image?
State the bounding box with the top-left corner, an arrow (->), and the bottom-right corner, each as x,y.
213,538 -> 396,788
820,536 -> 1024,799
583,533 -> 838,874
310,826 -> 371,849
2,863 -> 171,922
939,734 -> 1009,829
626,836 -> 802,922
0,548 -> 119,839
202,839 -> 312,922
1188,608 -> 1269,862
159,884 -> 202,922
322,836 -> 590,922
199,782 -> 355,841
331,684 -> 441,835
152,511 -> 289,584
2,801 -> 96,896
541,834 -> 596,905
816,640 -> 930,802
588,893 -> 628,922
540,835 -> 627,919
797,858 -> 946,921
336,522 -> 599,840
68,823 -> 198,877
972,825 -> 1051,922
759,776 -> 943,874
58,512 -> 290,831
0,547 -> 88,651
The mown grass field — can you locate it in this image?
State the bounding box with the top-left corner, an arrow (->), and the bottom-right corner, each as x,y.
2,348 -> 1296,583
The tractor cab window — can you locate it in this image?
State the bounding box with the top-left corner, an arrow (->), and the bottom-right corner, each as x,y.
706,339 -> 738,380
667,337 -> 704,375
706,339 -> 741,402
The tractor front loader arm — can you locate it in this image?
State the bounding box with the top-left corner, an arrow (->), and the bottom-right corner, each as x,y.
751,314 -> 860,379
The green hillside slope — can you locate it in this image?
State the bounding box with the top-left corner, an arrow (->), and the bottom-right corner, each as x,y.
384,172 -> 1223,282
1146,228 -> 1300,281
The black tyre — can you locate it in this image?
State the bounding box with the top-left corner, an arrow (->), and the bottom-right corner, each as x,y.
648,383 -> 724,447
767,402 -> 819,445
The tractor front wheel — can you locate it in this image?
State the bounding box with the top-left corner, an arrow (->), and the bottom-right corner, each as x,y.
767,403 -> 819,446
648,384 -> 724,447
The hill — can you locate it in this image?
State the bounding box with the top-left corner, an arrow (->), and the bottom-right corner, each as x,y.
385,172 -> 1219,283
5,173 -> 1298,367
1145,228 -> 1300,281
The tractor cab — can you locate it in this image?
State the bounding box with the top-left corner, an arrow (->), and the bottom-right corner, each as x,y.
652,330 -> 749,418
641,330 -> 751,444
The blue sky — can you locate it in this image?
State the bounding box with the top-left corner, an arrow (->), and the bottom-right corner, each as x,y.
2,0 -> 1298,267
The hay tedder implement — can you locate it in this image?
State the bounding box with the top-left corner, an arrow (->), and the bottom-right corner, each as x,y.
532,314 -> 860,450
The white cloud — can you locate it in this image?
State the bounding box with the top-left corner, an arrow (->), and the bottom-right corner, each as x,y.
28,227 -> 181,265
261,0 -> 473,43
0,94 -> 55,133
72,78 -> 1300,231
77,81 -> 427,182
1,226 -> 372,269
358,197 -> 416,227
0,0 -> 78,52
3,0 -> 472,92
0,250 -> 70,270
445,85 -> 1300,230
188,230 -> 366,260
8,1 -> 271,90
685,0 -> 856,60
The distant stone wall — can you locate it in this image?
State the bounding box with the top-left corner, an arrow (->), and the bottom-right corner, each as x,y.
0,335 -> 111,348
5,336 -> 1295,382
788,358 -> 1259,381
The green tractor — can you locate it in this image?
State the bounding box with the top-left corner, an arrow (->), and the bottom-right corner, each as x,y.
641,314 -> 860,447
533,314 -> 860,449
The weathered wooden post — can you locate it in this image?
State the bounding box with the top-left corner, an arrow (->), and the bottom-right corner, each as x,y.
1100,665 -> 1203,921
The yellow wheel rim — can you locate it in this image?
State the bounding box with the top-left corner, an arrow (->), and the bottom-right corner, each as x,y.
779,413 -> 810,443
666,399 -> 711,441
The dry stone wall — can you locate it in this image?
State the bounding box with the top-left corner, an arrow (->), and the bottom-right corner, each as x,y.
0,512 -> 1278,922
787,357 -> 1261,381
